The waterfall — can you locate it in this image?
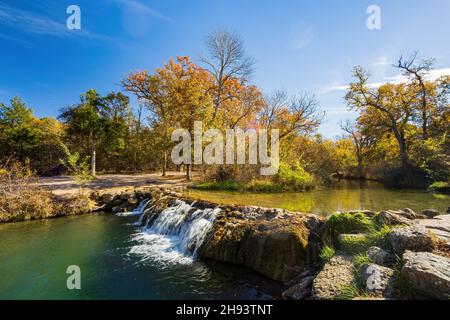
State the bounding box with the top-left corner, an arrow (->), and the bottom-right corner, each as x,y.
128,199 -> 221,266
116,199 -> 151,217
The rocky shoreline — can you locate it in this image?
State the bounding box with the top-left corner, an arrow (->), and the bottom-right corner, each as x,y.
90,186 -> 450,300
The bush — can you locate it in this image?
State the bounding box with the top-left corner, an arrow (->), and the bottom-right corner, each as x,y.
276,162 -> 314,191
0,161 -> 55,223
428,181 -> 450,194
0,161 -> 95,223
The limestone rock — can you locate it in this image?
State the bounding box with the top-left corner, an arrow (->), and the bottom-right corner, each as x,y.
402,251 -> 450,299
388,225 -> 433,253
420,209 -> 441,219
282,275 -> 315,300
416,214 -> 450,246
359,263 -> 395,298
376,211 -> 413,226
200,209 -> 324,282
367,246 -> 393,266
312,255 -> 354,300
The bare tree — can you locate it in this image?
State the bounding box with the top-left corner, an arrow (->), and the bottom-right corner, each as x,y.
340,119 -> 373,178
259,90 -> 323,140
396,52 -> 435,140
201,28 -> 255,121
278,92 -> 324,140
260,90 -> 289,130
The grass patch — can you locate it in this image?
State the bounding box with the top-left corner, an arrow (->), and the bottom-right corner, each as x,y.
193,181 -> 245,191
326,212 -> 377,239
353,252 -> 370,269
319,245 -> 336,263
335,282 -> 366,300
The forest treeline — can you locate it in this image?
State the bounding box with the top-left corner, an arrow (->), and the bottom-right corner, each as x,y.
0,30 -> 448,190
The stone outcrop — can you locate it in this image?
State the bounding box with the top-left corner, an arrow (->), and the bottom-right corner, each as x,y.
312,255 -> 354,300
416,214 -> 450,246
388,225 -> 434,254
402,251 -> 450,299
200,207 -> 324,282
376,210 -> 413,226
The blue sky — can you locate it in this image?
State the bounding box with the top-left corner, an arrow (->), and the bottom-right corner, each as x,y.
1,0 -> 450,138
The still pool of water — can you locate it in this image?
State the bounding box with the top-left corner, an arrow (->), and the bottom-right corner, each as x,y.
186,182 -> 449,215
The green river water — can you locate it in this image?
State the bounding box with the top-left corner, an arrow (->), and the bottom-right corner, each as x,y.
0,182 -> 448,299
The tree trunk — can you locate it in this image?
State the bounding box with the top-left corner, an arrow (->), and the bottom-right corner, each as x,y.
91,140 -> 97,177
162,151 -> 167,177
186,164 -> 191,181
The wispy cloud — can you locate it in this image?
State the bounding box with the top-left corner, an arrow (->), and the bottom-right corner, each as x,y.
321,67 -> 450,94
289,22 -> 314,50
0,2 -> 111,42
111,0 -> 173,22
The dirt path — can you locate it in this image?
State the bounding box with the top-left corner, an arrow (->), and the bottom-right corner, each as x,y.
39,172 -> 193,197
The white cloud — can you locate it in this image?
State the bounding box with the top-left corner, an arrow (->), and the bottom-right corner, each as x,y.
289,22 -> 314,50
0,2 -> 111,42
321,67 -> 450,94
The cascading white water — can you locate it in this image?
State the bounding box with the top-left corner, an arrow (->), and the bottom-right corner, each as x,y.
128,200 -> 220,266
116,199 -> 151,217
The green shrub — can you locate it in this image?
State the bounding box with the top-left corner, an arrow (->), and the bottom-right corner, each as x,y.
275,161 -> 314,191
319,245 -> 336,263
428,181 -> 450,194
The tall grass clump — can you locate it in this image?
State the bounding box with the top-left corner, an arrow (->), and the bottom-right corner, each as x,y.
0,160 -> 55,223
326,212 -> 376,239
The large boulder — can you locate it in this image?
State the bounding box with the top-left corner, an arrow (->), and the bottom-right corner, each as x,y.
200,208 -> 323,282
359,263 -> 395,298
311,255 -> 354,300
376,211 -> 413,226
402,251 -> 450,299
388,225 -> 434,254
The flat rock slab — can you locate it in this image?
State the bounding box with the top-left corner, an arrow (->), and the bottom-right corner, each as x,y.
312,255 -> 354,300
416,214 -> 450,245
402,251 -> 450,300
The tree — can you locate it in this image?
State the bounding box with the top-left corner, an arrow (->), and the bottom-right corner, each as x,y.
340,119 -> 373,178
123,56 -> 215,180
59,89 -> 107,176
345,67 -> 418,169
201,29 -> 255,122
396,52 -> 435,140
59,143 -> 93,194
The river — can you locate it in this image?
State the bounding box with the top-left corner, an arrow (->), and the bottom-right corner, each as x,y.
0,182 -> 448,299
